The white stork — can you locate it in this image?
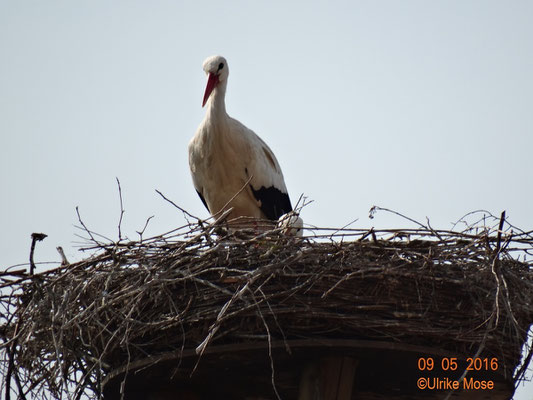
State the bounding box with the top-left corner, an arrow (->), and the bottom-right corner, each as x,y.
188,55 -> 301,233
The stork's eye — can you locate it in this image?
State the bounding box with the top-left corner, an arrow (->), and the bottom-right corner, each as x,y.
218,63 -> 224,70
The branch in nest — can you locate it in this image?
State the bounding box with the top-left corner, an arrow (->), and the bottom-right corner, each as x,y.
29,232 -> 47,275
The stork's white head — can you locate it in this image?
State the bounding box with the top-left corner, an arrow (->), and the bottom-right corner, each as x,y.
202,55 -> 229,107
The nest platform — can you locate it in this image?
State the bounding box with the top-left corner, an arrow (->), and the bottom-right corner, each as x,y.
1,213 -> 532,399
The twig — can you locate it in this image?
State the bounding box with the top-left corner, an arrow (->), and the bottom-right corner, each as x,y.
5,318 -> 26,400
29,232 -> 47,275
155,189 -> 201,222
116,178 -> 125,242
76,207 -> 104,247
425,216 -> 442,241
490,211 -> 506,327
136,215 -> 154,242
369,205 -> 428,229
249,287 -> 282,400
494,210 -> 506,256
451,209 -> 496,231
331,218 -> 359,237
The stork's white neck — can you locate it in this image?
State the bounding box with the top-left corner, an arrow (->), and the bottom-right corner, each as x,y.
206,80 -> 228,119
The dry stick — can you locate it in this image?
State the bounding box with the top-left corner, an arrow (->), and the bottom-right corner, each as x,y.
116,178 -> 125,242
256,286 -> 289,351
11,366 -> 27,400
491,211 -> 506,327
494,211 -> 506,255
294,193 -> 313,212
194,282 -> 248,356
249,287 -> 282,400
73,360 -> 95,400
451,209 -> 497,231
369,205 -> 428,229
174,208 -> 233,255
5,318 -> 27,400
119,309 -> 135,400
330,218 -> 359,238
76,207 -> 105,247
5,339 -> 13,400
136,215 -> 154,242
425,216 -> 443,241
358,227 -> 375,242
155,189 -> 201,222
29,232 -> 47,275
496,227 -> 520,332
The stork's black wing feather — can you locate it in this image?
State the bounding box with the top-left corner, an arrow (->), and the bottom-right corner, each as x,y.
250,185 -> 292,220
196,190 -> 210,212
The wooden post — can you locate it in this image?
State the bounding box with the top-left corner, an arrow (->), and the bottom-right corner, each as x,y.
298,357 -> 358,400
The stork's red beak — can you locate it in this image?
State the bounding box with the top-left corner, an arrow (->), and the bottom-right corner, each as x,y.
202,73 -> 219,107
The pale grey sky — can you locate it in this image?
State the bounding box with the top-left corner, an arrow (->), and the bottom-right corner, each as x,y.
1,1 -> 532,398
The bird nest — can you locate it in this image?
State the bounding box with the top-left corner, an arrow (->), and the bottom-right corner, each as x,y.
1,209 -> 533,399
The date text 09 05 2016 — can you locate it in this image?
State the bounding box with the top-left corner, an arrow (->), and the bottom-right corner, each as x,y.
417,357 -> 498,372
